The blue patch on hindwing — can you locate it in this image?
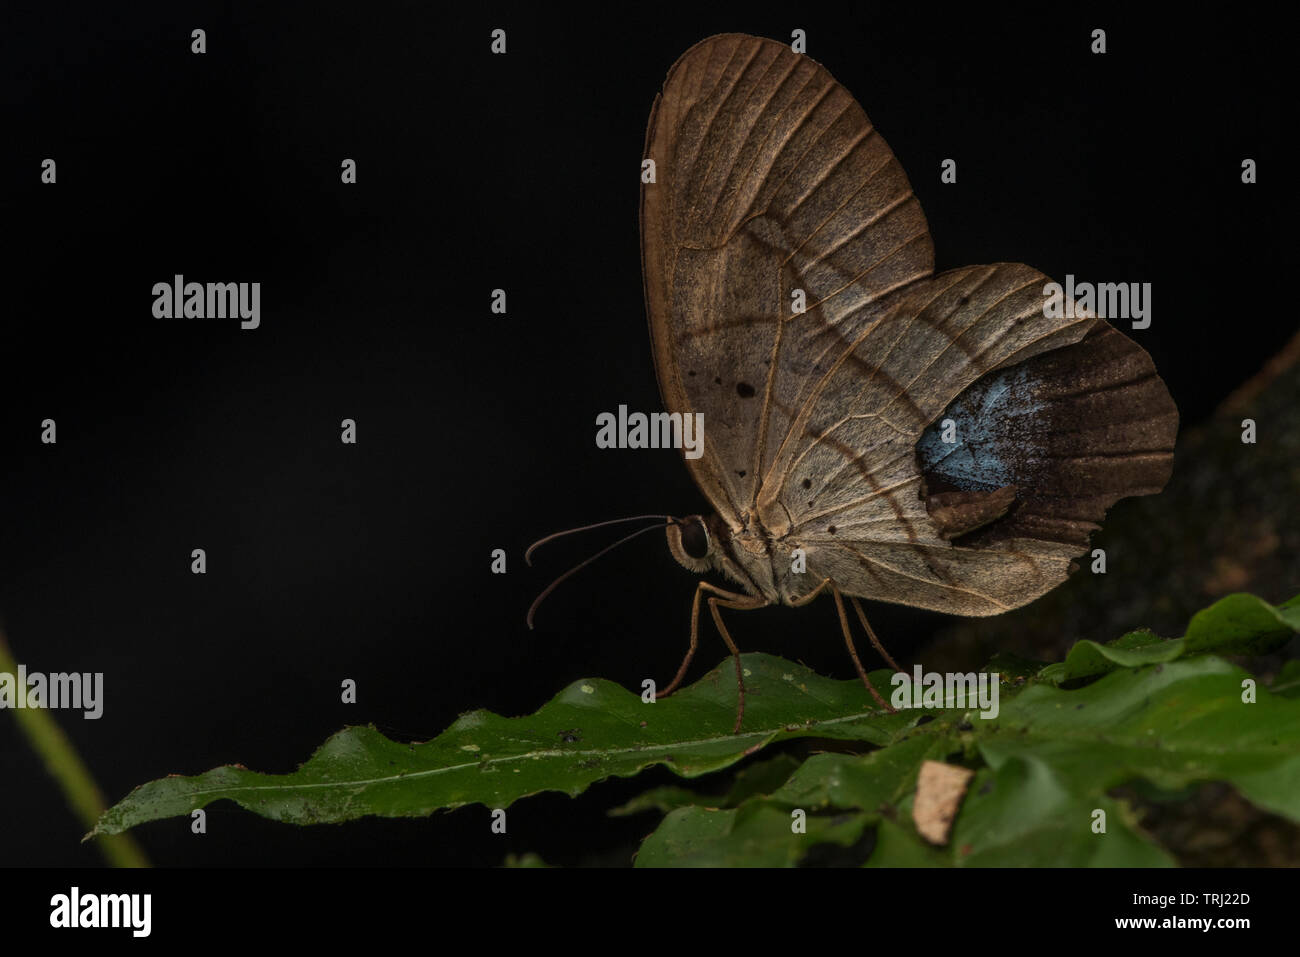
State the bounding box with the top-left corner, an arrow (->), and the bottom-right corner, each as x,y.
916,364 -> 1046,492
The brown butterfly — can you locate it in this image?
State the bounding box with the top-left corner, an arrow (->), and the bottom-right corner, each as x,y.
534,33 -> 1177,732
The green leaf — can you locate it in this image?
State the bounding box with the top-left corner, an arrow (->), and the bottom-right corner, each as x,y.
636,656 -> 1300,866
91,655 -> 937,837
634,734 -> 951,867
981,657 -> 1300,823
91,591 -> 1300,870
951,764 -> 1174,867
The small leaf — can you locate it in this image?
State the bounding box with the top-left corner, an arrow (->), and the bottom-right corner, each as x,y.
1273,660 -> 1300,699
635,803 -> 870,868
502,852 -> 549,868
767,735 -> 948,812
608,786 -> 701,818
1039,630 -> 1180,684
1183,592 -> 1300,653
1041,592 -> 1299,684
723,753 -> 805,806
864,816 -> 949,867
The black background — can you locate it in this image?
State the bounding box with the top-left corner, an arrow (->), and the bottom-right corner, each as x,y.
0,1 -> 1286,867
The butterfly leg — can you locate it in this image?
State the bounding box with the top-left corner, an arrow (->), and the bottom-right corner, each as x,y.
705,592 -> 769,733
660,581 -> 766,734
786,579 -> 894,712
830,583 -> 894,712
849,595 -> 904,673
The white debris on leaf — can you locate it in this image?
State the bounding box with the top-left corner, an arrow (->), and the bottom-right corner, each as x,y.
913,759 -> 974,845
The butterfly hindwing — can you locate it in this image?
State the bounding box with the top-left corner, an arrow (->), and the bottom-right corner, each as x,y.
916,320 -> 1179,552
767,263 -> 1116,615
784,319 -> 1177,615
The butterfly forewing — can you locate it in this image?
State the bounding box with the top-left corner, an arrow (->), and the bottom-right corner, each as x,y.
641,33 -> 934,524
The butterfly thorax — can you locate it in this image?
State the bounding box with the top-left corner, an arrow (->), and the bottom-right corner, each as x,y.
728,513 -> 778,594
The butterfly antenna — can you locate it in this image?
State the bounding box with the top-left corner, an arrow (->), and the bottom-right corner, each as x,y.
524,514 -> 675,566
526,520 -> 670,629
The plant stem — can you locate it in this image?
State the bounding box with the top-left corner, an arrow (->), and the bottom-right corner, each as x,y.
0,629 -> 149,867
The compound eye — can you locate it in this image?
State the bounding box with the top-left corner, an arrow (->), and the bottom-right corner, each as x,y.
681,518 -> 709,559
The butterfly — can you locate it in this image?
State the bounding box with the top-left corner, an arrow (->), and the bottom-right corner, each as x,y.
535,33 -> 1177,733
